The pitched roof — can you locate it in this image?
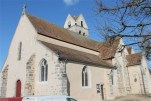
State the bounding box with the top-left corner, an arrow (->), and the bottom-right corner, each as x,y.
72,15 -> 79,21
126,53 -> 142,66
26,13 -> 120,60
27,14 -> 101,52
127,47 -> 132,54
99,38 -> 121,59
41,41 -> 114,68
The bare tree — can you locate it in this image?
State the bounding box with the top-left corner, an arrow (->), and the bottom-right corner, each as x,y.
94,0 -> 151,60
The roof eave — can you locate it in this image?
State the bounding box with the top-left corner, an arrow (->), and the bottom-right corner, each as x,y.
102,56 -> 114,60
127,64 -> 141,67
38,32 -> 100,52
59,57 -> 115,69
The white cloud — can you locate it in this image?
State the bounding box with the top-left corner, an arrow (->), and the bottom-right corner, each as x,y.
64,0 -> 79,6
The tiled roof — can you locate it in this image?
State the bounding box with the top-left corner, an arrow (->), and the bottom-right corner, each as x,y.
27,14 -> 101,52
99,38 -> 121,59
127,47 -> 132,54
126,53 -> 142,66
27,13 -> 148,68
41,41 -> 114,68
26,13 -> 121,64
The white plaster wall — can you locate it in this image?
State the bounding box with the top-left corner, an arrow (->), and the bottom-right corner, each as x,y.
113,42 -> 151,95
64,14 -> 76,29
2,13 -> 67,97
64,14 -> 88,29
3,14 -> 37,97
127,65 -> 144,94
76,14 -> 88,29
66,62 -> 111,101
68,25 -> 88,36
3,12 -> 150,101
34,40 -> 64,96
1,13 -> 109,98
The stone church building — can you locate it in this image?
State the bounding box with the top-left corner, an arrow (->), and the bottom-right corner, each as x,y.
0,9 -> 151,101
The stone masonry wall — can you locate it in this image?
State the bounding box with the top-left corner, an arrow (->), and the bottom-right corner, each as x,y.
53,59 -> 68,95
0,65 -> 9,97
24,54 -> 35,96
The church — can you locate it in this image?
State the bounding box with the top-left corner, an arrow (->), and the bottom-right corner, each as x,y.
0,7 -> 151,101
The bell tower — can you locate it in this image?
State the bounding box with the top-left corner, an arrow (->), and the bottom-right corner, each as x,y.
64,14 -> 89,37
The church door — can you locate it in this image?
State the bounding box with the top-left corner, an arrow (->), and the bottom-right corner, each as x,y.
16,80 -> 21,97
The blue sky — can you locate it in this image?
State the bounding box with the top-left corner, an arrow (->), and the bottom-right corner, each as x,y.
0,0 -> 150,69
0,0 -> 105,69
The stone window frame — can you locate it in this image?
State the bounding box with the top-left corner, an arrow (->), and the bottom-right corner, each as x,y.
82,66 -> 91,88
39,58 -> 48,82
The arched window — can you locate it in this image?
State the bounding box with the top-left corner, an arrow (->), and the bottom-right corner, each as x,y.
40,59 -> 48,82
82,66 -> 88,87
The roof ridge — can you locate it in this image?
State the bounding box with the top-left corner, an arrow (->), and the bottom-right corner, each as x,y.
26,13 -> 121,59
26,13 -> 104,51
71,14 -> 80,21
26,13 -> 100,44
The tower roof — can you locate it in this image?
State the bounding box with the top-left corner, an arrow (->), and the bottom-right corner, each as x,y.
71,15 -> 79,21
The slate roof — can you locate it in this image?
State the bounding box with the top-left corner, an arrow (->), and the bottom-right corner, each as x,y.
126,53 -> 142,66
